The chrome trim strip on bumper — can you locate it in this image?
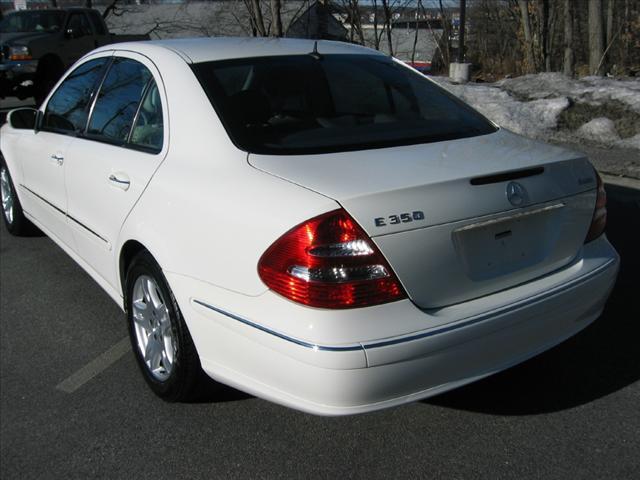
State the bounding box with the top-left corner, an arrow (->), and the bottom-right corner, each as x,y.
365,257 -> 616,349
193,256 -> 616,353
192,299 -> 363,352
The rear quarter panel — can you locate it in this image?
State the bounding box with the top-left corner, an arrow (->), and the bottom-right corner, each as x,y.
117,46 -> 338,296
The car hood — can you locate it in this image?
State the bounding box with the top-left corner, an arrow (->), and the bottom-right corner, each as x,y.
0,31 -> 49,45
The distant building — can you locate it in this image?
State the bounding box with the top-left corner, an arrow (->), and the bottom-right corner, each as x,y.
286,0 -> 347,41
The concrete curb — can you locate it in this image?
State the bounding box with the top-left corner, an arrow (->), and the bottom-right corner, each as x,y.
601,173 -> 640,190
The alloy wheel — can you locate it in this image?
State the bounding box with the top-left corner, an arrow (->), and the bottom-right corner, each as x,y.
0,166 -> 15,225
131,275 -> 176,381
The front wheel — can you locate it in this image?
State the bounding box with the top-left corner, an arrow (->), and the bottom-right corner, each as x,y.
0,158 -> 38,236
126,251 -> 203,401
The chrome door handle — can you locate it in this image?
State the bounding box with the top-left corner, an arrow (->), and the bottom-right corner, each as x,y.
50,154 -> 64,166
108,173 -> 131,191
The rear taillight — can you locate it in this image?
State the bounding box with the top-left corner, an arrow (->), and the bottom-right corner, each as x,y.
584,171 -> 607,243
258,209 -> 407,309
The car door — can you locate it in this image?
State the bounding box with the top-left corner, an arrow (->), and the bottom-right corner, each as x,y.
86,9 -> 112,48
18,55 -> 110,248
62,11 -> 96,65
64,53 -> 168,291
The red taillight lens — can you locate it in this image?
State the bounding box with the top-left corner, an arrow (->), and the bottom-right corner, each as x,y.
584,171 -> 607,243
258,209 -> 407,309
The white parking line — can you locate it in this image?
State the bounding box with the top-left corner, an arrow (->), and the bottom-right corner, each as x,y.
55,337 -> 131,393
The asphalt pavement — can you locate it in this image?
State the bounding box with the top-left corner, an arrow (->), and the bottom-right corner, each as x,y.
1,177 -> 639,479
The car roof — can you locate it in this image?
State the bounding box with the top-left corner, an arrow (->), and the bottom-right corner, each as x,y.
97,37 -> 384,64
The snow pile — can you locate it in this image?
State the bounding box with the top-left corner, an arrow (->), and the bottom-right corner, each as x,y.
577,118 -> 620,144
498,73 -> 640,114
432,73 -> 640,150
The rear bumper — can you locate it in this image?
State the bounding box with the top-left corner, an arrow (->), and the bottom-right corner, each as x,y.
169,235 -> 619,415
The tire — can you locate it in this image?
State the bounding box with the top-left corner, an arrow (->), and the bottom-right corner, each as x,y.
0,157 -> 39,236
126,251 -> 203,401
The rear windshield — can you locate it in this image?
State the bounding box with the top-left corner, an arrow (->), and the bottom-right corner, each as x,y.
192,54 -> 496,155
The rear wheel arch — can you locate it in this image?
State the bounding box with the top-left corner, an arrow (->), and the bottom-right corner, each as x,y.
119,240 -> 149,301
124,248 -> 204,401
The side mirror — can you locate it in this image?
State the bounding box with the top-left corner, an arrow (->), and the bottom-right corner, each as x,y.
7,108 -> 39,130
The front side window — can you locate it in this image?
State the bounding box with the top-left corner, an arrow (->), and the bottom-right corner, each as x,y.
87,58 -> 152,144
43,58 -> 108,133
192,54 -> 497,155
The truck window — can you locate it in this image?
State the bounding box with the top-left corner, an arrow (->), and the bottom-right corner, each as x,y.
66,12 -> 92,37
87,10 -> 107,36
0,11 -> 65,33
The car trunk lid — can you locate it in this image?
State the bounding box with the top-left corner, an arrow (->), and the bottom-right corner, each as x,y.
249,130 -> 598,308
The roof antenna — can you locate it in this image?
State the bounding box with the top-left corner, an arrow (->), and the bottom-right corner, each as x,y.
309,40 -> 322,60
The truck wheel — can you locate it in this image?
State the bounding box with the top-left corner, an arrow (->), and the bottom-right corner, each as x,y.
34,58 -> 64,107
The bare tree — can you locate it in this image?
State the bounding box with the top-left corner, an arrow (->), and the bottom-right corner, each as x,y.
270,0 -> 283,37
606,0 -> 614,47
410,0 -> 423,63
381,0 -> 393,56
338,0 -> 365,45
245,0 -> 267,36
103,0 -> 125,20
536,0 -> 550,71
371,0 -> 383,50
563,0 -> 574,76
432,0 -> 451,71
517,0 -> 535,73
588,0 -> 605,75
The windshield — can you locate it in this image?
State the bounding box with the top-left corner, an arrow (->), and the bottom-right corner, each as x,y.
0,11 -> 65,33
192,54 -> 497,155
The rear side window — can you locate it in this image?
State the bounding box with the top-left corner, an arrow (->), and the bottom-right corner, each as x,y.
43,58 -> 108,133
192,54 -> 497,155
130,81 -> 164,152
87,58 -> 152,144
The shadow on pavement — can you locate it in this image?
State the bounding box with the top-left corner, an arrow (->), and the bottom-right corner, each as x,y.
190,374 -> 253,404
428,183 -> 640,415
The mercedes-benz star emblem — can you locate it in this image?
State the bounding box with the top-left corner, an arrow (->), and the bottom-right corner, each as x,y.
506,181 -> 527,206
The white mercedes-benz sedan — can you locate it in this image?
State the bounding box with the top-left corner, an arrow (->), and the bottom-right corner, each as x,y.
0,38 -> 619,415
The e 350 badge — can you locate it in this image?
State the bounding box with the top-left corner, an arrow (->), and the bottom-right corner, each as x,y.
374,211 -> 425,227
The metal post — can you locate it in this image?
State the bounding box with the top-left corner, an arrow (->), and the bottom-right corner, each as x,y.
457,0 -> 466,63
